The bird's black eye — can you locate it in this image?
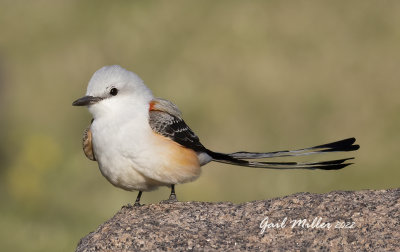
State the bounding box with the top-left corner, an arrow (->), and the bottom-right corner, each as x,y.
110,88 -> 118,96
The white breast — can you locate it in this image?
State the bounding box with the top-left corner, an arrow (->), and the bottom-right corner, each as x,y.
90,108 -> 202,191
90,110 -> 156,191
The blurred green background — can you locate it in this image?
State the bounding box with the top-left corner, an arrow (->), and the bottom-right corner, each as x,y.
1,1 -> 399,251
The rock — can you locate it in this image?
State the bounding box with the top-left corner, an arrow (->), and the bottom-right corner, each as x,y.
76,189 -> 399,251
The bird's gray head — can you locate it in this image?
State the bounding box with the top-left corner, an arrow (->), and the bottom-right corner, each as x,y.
72,65 -> 154,118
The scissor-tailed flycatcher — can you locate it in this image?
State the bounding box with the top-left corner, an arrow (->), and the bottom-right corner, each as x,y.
73,65 -> 359,205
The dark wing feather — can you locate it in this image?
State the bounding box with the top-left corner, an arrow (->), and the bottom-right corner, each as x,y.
149,110 -> 206,152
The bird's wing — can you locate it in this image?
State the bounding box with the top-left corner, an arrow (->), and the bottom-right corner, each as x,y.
82,119 -> 96,161
149,98 -> 206,152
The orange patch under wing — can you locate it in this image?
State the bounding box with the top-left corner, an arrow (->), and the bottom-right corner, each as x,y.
151,131 -> 201,183
168,143 -> 200,169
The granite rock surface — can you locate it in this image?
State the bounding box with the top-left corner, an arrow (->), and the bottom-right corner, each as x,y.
76,189 -> 399,251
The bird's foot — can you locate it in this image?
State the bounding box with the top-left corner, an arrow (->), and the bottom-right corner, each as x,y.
133,202 -> 142,207
161,185 -> 178,204
160,196 -> 178,204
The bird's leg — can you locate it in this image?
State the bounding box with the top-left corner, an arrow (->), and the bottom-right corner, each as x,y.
168,184 -> 177,201
134,191 -> 143,206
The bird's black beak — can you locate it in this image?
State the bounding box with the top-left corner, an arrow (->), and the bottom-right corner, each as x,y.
72,96 -> 103,106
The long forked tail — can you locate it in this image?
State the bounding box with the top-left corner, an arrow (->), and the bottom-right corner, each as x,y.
206,138 -> 360,170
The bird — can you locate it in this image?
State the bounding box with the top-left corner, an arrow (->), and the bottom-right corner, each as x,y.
72,65 -> 359,206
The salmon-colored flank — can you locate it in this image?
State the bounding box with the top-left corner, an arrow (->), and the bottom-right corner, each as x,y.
148,101 -> 201,182
151,131 -> 201,181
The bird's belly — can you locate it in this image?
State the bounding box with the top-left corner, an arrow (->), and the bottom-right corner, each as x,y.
97,156 -> 164,191
91,122 -> 201,191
